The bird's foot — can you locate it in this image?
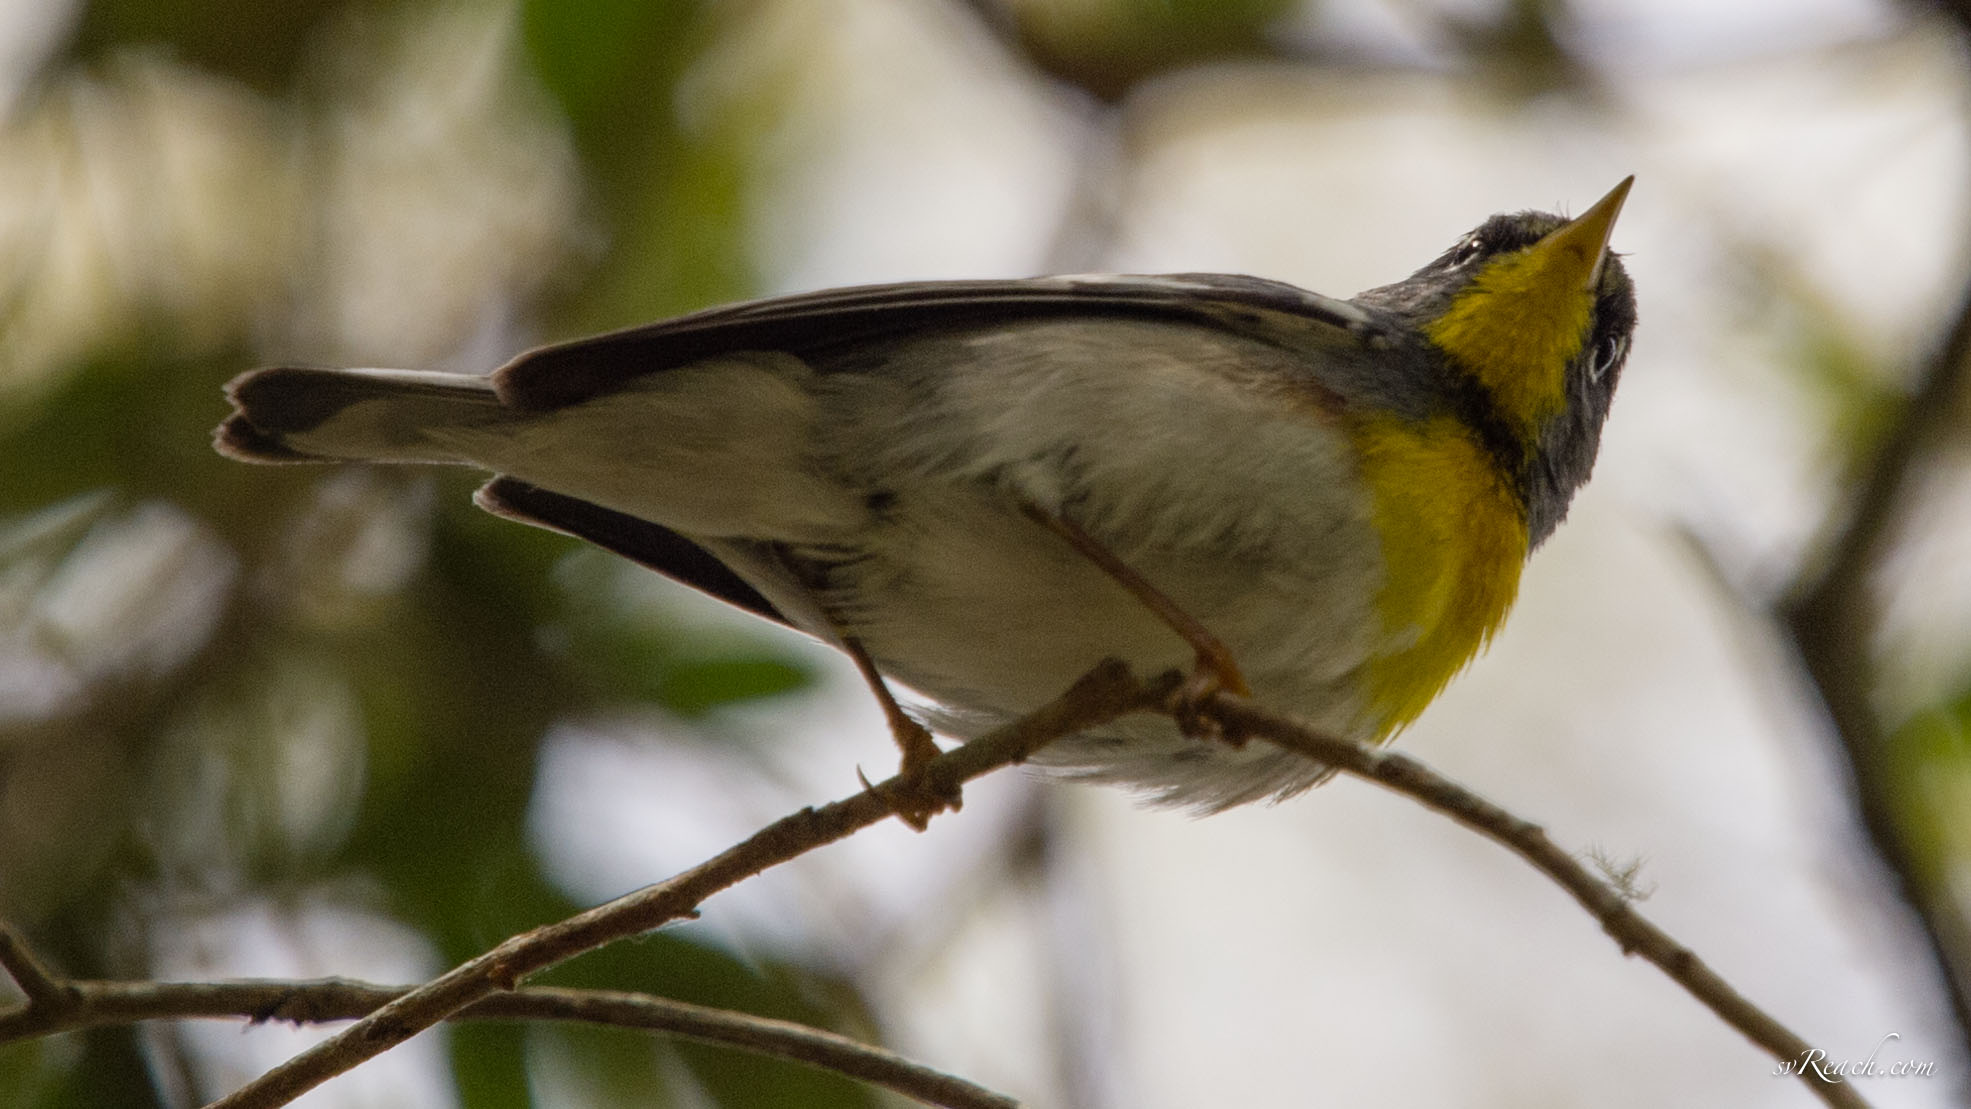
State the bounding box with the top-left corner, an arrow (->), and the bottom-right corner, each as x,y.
1170,643 -> 1252,745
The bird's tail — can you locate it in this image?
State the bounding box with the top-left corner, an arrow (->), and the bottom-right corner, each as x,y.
216,366 -> 509,464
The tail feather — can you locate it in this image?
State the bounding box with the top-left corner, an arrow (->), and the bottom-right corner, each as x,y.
217,366 -> 506,464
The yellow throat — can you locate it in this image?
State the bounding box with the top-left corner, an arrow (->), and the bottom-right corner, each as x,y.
1359,178 -> 1631,735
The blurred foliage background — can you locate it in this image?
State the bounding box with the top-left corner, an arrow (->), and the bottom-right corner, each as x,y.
1,1 -> 1970,1107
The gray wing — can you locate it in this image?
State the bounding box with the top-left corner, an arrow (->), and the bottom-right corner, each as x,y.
492,274 -> 1384,410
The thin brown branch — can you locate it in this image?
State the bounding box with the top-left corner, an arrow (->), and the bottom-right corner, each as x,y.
9,665 -> 1869,1108
0,970 -> 1013,1109
482,987 -> 1015,1109
0,925 -> 72,1010
1196,692 -> 1878,1109
204,659 -> 1164,1109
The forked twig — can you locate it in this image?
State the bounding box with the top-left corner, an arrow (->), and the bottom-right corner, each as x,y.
200,660 -> 1162,1109
2,663 -> 1871,1109
0,958 -> 1013,1109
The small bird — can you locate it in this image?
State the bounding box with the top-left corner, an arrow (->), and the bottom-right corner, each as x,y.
218,178 -> 1635,815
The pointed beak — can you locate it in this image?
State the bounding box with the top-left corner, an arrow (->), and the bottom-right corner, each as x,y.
1539,176 -> 1633,291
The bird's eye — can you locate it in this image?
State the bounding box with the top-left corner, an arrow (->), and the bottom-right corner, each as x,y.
1451,236 -> 1485,266
1589,335 -> 1626,382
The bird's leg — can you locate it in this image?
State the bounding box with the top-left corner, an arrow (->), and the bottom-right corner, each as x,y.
1021,503 -> 1250,741
842,635 -> 959,830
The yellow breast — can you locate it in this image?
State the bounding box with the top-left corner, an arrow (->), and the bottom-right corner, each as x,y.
1349,412 -> 1529,736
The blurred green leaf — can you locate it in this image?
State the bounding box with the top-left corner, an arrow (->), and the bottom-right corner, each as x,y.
451,1023 -> 534,1109
1789,317 -> 1903,483
544,547 -> 815,716
46,1030 -> 159,1109
522,0 -> 701,135
0,1022 -> 160,1109
550,604 -> 814,718
0,343 -> 271,539
520,0 -> 753,329
0,1037 -> 74,1109
531,1023 -> 678,1108
573,134 -> 755,328
543,935 -> 879,1109
1888,688 -> 1971,885
337,510 -> 572,957
0,349 -> 172,514
657,657 -> 813,716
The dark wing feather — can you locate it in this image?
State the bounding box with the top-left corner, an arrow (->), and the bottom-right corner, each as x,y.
493,274 -> 1381,410
473,477 -> 791,629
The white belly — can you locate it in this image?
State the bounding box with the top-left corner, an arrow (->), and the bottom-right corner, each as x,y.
455,318 -> 1392,809
802,479 -> 1381,810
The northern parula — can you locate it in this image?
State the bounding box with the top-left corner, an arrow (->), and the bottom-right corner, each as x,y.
217,177 -> 1636,813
